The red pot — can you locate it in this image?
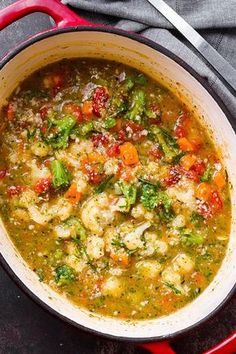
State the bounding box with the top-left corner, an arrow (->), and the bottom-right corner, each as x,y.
0,1 -> 235,352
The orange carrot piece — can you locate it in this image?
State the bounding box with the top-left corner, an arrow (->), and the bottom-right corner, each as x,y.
180,154 -> 197,170
82,100 -> 93,118
213,169 -> 226,189
120,142 -> 139,166
177,137 -> 194,152
195,182 -> 212,201
110,253 -> 129,267
64,183 -> 82,205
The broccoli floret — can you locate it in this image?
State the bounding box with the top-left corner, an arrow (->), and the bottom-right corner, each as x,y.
66,217 -> 87,241
51,160 -> 71,189
42,113 -> 76,149
140,183 -> 158,210
55,265 -> 76,286
125,90 -> 146,123
180,228 -> 204,246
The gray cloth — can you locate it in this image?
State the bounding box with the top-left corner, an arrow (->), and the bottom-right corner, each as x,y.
63,0 -> 236,120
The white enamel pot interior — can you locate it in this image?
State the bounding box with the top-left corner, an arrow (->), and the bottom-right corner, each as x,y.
0,28 -> 236,342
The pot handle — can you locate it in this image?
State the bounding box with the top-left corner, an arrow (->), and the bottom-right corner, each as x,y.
139,330 -> 236,354
203,330 -> 236,354
139,341 -> 176,354
0,0 -> 96,31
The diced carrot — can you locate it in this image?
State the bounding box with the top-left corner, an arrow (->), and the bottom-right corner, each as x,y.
195,182 -> 212,201
192,271 -> 205,287
213,168 -> 226,189
6,103 -> 15,121
110,253 -> 129,267
64,183 -> 82,205
180,154 -> 197,170
82,100 -> 93,118
177,137 -> 194,152
120,142 -> 139,166
191,136 -> 203,152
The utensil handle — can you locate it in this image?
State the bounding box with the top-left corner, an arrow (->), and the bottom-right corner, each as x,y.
147,0 -> 236,93
0,0 -> 95,31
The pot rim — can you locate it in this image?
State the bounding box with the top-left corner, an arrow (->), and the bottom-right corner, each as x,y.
0,25 -> 235,343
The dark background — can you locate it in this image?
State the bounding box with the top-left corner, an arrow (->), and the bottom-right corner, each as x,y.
0,1 -> 235,353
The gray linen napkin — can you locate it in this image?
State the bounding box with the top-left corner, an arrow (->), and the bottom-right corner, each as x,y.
63,0 -> 236,120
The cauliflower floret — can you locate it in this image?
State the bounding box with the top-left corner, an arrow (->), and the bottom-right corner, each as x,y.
131,203 -> 154,221
172,253 -> 194,274
140,232 -> 168,257
65,255 -> 87,273
104,158 -> 119,175
86,236 -> 105,260
70,140 -> 94,156
123,221 -> 151,250
167,178 -> 196,210
101,276 -> 123,297
12,208 -> 30,222
28,198 -> 72,225
31,141 -> 50,157
28,159 -> 50,183
81,193 -> 115,236
18,189 -> 38,208
54,224 -> 71,239
136,260 -> 162,279
162,266 -> 181,286
172,214 -> 186,228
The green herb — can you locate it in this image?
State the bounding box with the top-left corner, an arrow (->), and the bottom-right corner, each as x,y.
201,164 -> 212,182
118,181 -> 137,211
42,114 -> 76,149
104,117 -> 116,129
180,228 -> 204,246
190,211 -> 204,225
158,191 -> 174,221
51,160 -> 71,189
95,174 -> 114,194
164,282 -> 181,294
26,128 -> 37,140
135,74 -> 147,85
55,265 -> 76,286
125,90 -> 146,123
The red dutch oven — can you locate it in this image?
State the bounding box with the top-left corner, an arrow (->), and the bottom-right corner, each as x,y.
0,1 -> 236,353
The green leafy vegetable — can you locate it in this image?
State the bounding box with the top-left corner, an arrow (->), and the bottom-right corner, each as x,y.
42,114 -> 76,149
118,181 -> 137,211
140,183 -> 159,210
122,77 -> 135,92
104,117 -> 116,129
158,191 -> 174,221
55,265 -> 76,286
135,74 -> 147,85
150,126 -> 179,162
190,211 -> 204,225
180,228 -> 204,246
125,90 -> 146,123
201,164 -> 212,182
51,160 -> 71,189
95,175 -> 114,194
164,282 -> 182,295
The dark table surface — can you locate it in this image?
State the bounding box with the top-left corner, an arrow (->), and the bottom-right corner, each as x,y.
0,1 -> 235,353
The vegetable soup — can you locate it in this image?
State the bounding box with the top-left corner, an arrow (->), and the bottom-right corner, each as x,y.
0,59 -> 231,320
